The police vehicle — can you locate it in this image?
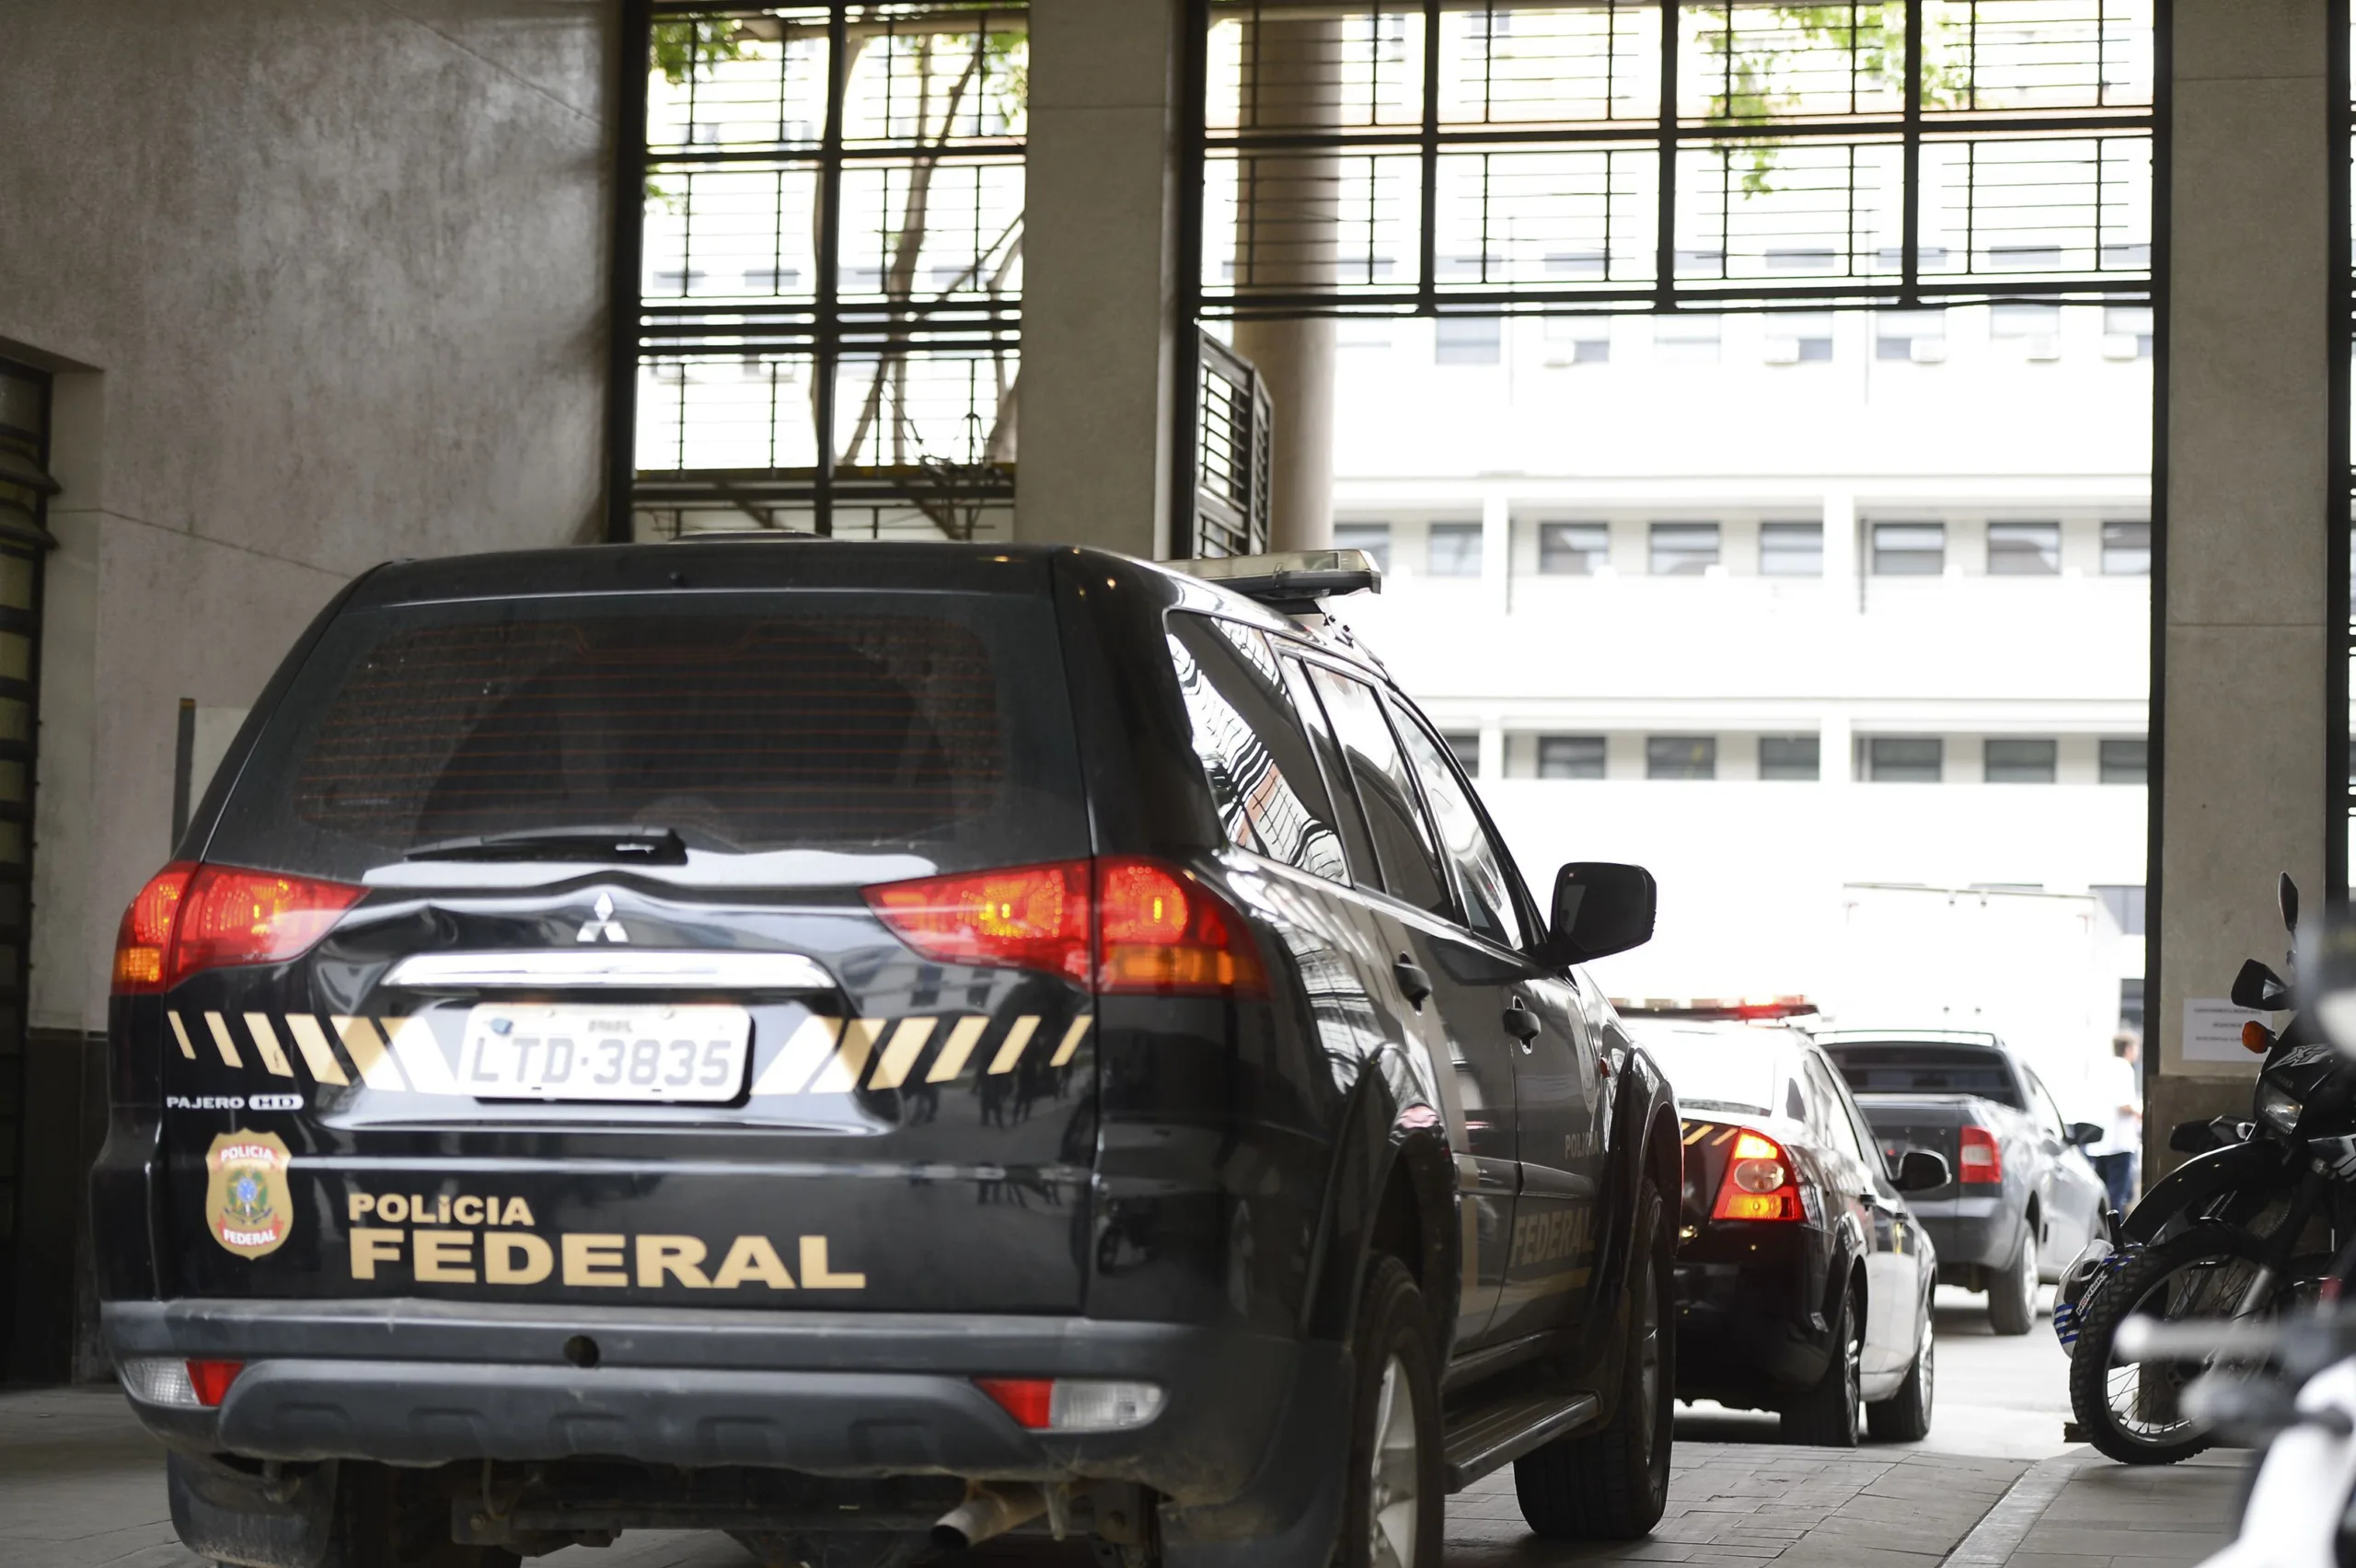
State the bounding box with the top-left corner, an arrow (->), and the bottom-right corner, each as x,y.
90,542 -> 1685,1568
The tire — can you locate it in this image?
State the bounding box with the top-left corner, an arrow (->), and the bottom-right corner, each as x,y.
2066,1224 -> 2327,1467
1514,1180 -> 1673,1539
1988,1217 -> 2039,1336
1337,1254 -> 1442,1568
1865,1311 -> 1934,1442
322,1463 -> 518,1568
1781,1280 -> 1863,1447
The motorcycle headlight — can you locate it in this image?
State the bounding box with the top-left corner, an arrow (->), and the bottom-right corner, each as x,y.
2256,1081 -> 2303,1135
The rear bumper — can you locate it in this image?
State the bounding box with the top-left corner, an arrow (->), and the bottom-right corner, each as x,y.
1907,1193 -> 2019,1274
102,1297 -> 1337,1512
1671,1229 -> 1832,1403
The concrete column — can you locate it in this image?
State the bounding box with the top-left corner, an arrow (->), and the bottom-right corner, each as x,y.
1230,15 -> 1340,552
1821,710 -> 1854,788
1482,490 -> 1511,616
2150,1 -> 2333,1173
1820,487 -> 1858,611
1014,0 -> 1184,557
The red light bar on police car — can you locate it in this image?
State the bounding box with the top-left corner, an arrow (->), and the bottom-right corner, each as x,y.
1613,996 -> 1819,1021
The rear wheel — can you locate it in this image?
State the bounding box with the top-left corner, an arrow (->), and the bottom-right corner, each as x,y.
1988,1218 -> 2039,1336
1514,1179 -> 1673,1539
1337,1255 -> 1441,1568
1781,1281 -> 1862,1447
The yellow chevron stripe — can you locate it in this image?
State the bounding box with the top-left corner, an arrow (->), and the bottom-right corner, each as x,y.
750,1015 -> 842,1096
240,1013 -> 294,1078
283,1014 -> 350,1086
167,1012 -> 197,1060
1712,1126 -> 1737,1147
379,1017 -> 459,1094
333,1016 -> 406,1091
1048,1015 -> 1092,1068
807,1018 -> 887,1094
926,1015 -> 990,1083
867,1018 -> 938,1091
202,1012 -> 243,1069
1683,1124 -> 1712,1147
987,1015 -> 1039,1075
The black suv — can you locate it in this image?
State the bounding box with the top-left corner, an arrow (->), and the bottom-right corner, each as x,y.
91,542 -> 1683,1568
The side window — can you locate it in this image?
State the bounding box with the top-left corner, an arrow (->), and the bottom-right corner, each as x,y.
1301,663 -> 1451,916
2025,1067 -> 2067,1138
1785,1078 -> 1808,1123
1387,698 -> 1528,949
1165,616 -> 1351,885
1281,655 -> 1380,880
1805,1056 -> 1865,1163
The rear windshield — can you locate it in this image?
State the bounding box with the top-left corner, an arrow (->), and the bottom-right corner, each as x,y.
202,591 -> 1087,882
1819,1043 -> 2022,1107
1626,1023 -> 1783,1116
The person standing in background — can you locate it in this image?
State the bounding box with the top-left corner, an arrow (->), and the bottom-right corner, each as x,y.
2086,1032 -> 2142,1216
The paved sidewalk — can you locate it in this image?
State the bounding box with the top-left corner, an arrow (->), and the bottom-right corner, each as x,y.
0,1385 -> 2246,1568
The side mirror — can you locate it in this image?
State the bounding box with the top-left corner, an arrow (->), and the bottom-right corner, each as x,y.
2067,1122 -> 2104,1148
2282,873 -> 2301,935
2230,959 -> 2290,1012
1547,862 -> 1657,966
1895,1149 -> 1950,1193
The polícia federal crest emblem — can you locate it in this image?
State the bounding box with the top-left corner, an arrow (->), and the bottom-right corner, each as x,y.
204,1131 -> 294,1259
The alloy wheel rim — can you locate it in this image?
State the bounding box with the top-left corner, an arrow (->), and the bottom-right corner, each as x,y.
2021,1229 -> 2040,1320
1634,1260 -> 1662,1460
1920,1331 -> 1934,1412
1844,1311 -> 1863,1428
1368,1353 -> 1419,1568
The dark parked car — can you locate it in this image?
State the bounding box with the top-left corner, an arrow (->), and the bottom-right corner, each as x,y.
1817,1030 -> 2108,1335
91,542 -> 1686,1568
1629,1017 -> 1946,1445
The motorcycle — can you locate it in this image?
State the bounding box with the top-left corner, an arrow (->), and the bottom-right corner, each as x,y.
2059,876 -> 2356,1464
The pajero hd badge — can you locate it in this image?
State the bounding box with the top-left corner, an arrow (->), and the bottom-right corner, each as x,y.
203,1130 -> 293,1259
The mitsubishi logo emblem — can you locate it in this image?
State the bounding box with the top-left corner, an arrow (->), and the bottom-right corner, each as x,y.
577,893 -> 629,945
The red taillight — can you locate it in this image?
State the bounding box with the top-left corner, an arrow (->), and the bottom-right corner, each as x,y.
186,1358 -> 244,1408
864,858 -> 1265,997
975,1377 -> 1055,1429
863,860 -> 1092,985
110,862 -> 364,994
1711,1129 -> 1804,1222
1958,1125 -> 2002,1184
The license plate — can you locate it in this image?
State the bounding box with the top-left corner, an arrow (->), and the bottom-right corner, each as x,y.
457,1004 -> 752,1103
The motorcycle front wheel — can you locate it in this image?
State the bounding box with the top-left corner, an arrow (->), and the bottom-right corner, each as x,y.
2066,1224 -> 2327,1466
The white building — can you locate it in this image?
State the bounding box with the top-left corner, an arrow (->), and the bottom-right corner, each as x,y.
1316,303 -> 2152,1096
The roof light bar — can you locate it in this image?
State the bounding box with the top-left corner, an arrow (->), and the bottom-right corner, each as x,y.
1174,549 -> 1382,608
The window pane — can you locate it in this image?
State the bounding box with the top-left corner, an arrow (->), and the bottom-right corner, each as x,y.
1335,522 -> 1392,574
1869,737 -> 1943,781
1871,522 -> 1945,575
1283,657 -> 1380,879
1537,734 -> 1606,778
1987,522 -> 2060,575
1303,664 -> 1450,914
1650,522 -> 1719,575
1760,522 -> 1822,577
2101,521 -> 2150,576
1436,317 -> 1501,365
1760,734 -> 1819,779
1393,703 -> 1524,948
1646,735 -> 1715,779
2120,977 -> 2146,1032
1984,738 -> 2057,782
1538,522 -> 1609,575
2094,884 -> 2147,936
1428,523 -> 1483,577
1165,616 -> 1352,884
2099,738 -> 2148,784
1441,732 -> 1480,778
1876,308 -> 1946,360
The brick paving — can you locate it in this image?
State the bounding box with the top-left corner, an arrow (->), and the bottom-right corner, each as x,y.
0,1385 -> 2244,1568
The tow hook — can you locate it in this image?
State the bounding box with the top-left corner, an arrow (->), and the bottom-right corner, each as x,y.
932,1483 -> 1047,1550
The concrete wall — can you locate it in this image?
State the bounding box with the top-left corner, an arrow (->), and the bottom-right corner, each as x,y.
0,0 -> 615,1378
2150,0 -> 2333,1168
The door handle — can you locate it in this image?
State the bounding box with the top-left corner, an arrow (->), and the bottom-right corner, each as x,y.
1392,953 -> 1432,1010
1504,996 -> 1542,1047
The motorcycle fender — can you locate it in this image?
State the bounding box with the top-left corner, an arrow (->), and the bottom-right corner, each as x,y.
2121,1140 -> 2291,1244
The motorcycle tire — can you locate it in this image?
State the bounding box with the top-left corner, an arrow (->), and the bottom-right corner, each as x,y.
2066,1223 -> 2328,1467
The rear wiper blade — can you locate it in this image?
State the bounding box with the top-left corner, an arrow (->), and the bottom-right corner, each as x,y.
403,826 -> 688,865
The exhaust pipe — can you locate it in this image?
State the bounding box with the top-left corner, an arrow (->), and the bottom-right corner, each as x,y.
932,1484 -> 1047,1551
